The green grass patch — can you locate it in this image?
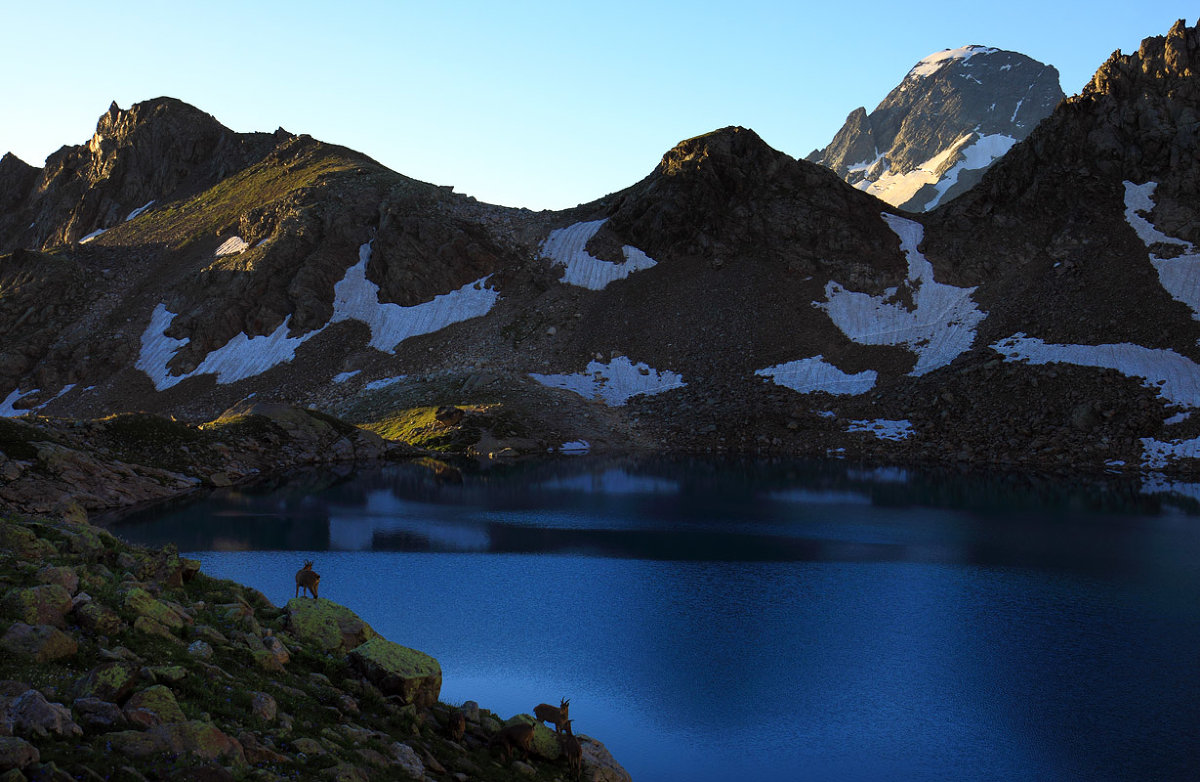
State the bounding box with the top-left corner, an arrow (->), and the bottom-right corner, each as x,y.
360,407 -> 479,452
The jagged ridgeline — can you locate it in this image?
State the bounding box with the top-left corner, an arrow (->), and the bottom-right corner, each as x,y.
1,19 -> 1200,480
0,514 -> 630,780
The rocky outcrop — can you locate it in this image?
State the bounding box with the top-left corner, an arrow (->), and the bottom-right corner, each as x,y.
0,513 -> 628,780
0,406 -> 389,518
810,46 -> 1064,210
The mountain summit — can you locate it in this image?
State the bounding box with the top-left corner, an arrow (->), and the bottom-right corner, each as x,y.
809,46 -> 1064,211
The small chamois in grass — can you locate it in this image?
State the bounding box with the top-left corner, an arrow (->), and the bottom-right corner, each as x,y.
295,561 -> 320,599
534,697 -> 570,734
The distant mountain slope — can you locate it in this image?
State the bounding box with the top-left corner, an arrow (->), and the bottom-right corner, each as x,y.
3,20 -> 1200,481
808,46 -> 1063,211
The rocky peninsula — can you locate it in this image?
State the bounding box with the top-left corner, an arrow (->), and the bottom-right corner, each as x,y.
0,512 -> 631,781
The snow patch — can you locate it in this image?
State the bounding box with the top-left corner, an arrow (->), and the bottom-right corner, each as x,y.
908,45 -> 998,78
755,355 -> 876,395
126,201 -> 155,221
330,242 -> 499,353
530,356 -> 685,406
1123,181 -> 1200,320
332,371 -> 361,384
847,419 -> 914,441
363,375 -> 407,391
540,220 -> 657,289
559,440 -> 591,455
992,334 -> 1200,409
1141,436 -> 1200,471
215,236 -> 249,257
818,213 -> 985,375
79,228 -> 106,244
137,241 -> 499,390
922,134 -> 1016,210
0,388 -> 39,417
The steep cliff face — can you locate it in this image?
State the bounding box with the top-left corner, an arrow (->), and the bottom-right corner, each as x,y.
809,46 -> 1064,211
0,97 -> 281,252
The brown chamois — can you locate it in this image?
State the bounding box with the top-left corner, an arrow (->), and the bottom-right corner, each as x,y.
559,719 -> 582,777
447,709 -> 466,742
295,561 -> 320,599
533,697 -> 570,734
489,722 -> 534,761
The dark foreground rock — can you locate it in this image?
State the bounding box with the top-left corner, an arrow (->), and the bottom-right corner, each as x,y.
0,513 -> 631,781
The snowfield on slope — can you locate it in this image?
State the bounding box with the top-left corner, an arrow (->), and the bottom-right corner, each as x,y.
530,356 -> 685,406
540,219 -> 657,289
755,355 -> 877,395
1124,180 -> 1200,320
817,213 -> 985,376
856,133 -> 1016,210
138,241 -> 498,391
907,45 -> 999,79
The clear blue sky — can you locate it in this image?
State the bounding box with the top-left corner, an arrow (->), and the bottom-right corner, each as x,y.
2,1 -> 1192,211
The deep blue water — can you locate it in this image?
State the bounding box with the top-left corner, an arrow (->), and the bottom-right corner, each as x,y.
109,458 -> 1200,781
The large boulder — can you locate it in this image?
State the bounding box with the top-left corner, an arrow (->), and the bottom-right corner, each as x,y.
122,685 -> 186,728
578,734 -> 633,782
122,587 -> 190,630
284,598 -> 377,655
107,720 -> 245,766
0,623 -> 77,662
72,662 -> 139,704
1,584 -> 73,627
347,638 -> 441,707
4,690 -> 82,739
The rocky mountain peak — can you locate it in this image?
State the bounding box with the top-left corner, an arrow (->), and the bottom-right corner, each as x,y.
0,97 -> 282,252
810,45 -> 1063,211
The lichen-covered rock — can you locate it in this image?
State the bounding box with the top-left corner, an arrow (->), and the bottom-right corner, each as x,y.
132,615 -> 176,640
0,623 -> 78,662
6,690 -> 82,739
2,584 -> 73,627
108,721 -> 245,766
0,524 -> 55,560
0,736 -> 38,772
75,601 -> 123,635
186,640 -> 213,660
122,685 -> 185,728
72,662 -> 139,704
347,637 -> 440,707
285,598 -> 377,655
122,587 -> 189,630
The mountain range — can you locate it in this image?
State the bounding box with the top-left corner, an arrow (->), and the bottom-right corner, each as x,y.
1,18 -> 1199,482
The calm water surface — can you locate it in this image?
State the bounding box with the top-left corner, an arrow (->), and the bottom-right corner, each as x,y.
110,458 -> 1200,781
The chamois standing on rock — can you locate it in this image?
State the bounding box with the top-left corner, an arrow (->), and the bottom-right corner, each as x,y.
534,697 -> 570,734
490,722 -> 534,761
295,561 -> 320,599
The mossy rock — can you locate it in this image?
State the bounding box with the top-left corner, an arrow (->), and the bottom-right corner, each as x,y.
123,587 -> 186,629
503,714 -> 562,761
285,598 -> 378,654
73,662 -> 139,703
124,684 -> 186,724
0,522 -> 57,560
2,584 -> 72,627
0,622 -> 77,663
347,637 -> 441,707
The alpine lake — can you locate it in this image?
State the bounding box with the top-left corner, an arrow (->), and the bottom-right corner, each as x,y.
106,455 -> 1200,781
